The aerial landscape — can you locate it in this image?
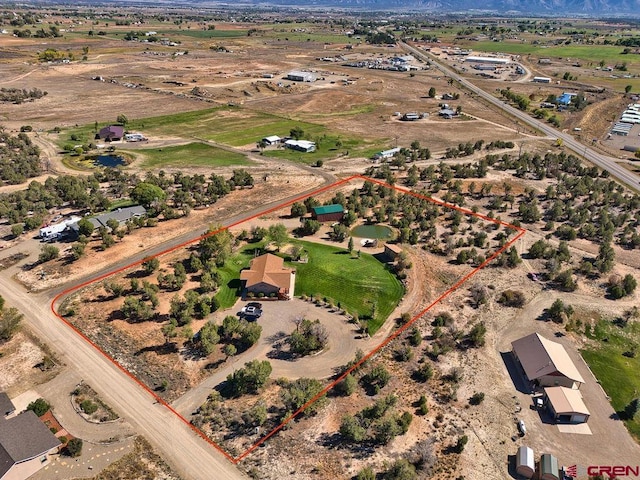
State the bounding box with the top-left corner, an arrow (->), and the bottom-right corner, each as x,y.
0,1 -> 639,479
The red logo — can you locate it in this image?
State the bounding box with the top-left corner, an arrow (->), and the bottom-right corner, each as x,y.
587,466 -> 640,477
566,465 -> 578,477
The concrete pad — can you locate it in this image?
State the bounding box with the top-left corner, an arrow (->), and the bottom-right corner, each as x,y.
10,389 -> 40,413
557,423 -> 592,435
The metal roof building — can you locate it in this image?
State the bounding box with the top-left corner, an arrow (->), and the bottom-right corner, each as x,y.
544,386 -> 590,423
511,332 -> 585,389
285,71 -> 316,82
515,446 -> 535,479
464,56 -> 510,64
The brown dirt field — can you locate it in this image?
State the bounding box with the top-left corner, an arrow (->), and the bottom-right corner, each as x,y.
0,329 -> 62,397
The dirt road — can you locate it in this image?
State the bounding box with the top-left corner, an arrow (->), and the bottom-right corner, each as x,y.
0,264 -> 248,479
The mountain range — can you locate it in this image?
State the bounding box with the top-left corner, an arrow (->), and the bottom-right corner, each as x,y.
223,0 -> 640,14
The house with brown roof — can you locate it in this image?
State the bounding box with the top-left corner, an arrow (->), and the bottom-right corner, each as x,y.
511,332 -> 585,389
0,395 -> 61,480
240,253 -> 295,299
97,125 -> 124,141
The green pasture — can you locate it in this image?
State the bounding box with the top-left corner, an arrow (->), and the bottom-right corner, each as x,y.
286,240 -> 404,334
60,106 -> 379,165
155,29 -> 247,39
467,41 -> 640,67
127,142 -> 250,168
581,317 -> 640,440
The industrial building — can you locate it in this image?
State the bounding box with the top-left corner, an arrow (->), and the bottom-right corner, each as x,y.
285,71 -> 316,82
533,76 -> 552,83
464,56 -> 510,64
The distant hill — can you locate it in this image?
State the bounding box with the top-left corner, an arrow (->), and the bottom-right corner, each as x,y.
217,0 -> 640,14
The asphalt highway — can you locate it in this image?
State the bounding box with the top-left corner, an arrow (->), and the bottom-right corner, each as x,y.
400,42 -> 640,192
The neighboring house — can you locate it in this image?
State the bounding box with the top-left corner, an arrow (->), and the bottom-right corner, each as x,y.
311,204 -> 344,223
0,395 -> 61,480
0,394 -> 15,419
511,332 -> 586,389
543,386 -> 590,424
240,253 -> 295,299
284,139 -> 316,153
261,136 -> 281,146
97,125 -> 124,141
89,206 -> 147,230
383,243 -> 403,261
372,147 -> 401,162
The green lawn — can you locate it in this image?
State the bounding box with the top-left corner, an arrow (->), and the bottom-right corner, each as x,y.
215,244 -> 264,309
581,318 -> 640,440
286,240 -> 404,334
129,142 -> 251,168
213,239 -> 403,333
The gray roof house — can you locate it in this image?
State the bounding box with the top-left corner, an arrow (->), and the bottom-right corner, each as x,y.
0,394 -> 15,419
0,395 -> 61,480
89,205 -> 147,230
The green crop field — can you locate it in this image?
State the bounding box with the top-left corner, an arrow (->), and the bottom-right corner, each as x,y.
128,142 -> 251,168
581,317 -> 640,440
286,240 -> 404,334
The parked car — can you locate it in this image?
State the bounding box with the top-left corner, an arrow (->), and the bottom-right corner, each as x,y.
241,305 -> 262,318
517,419 -> 527,436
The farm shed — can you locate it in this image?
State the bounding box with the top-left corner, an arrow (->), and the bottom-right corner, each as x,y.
262,135 -> 281,145
533,77 -> 551,83
311,204 -> 344,223
515,446 -> 535,479
544,386 -> 590,423
285,71 -> 316,82
540,453 -> 560,480
240,253 -> 295,299
511,333 -> 585,389
384,243 -> 403,261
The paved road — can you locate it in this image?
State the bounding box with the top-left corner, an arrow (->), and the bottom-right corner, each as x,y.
401,42 -> 640,192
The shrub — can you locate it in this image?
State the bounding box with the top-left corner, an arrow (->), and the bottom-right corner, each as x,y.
413,362 -> 433,383
469,392 -> 485,405
498,289 -> 525,308
65,438 -> 83,457
26,398 -> 50,417
80,400 -> 98,415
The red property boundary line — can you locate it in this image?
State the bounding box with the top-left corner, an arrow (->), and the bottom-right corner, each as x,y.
50,174 -> 525,464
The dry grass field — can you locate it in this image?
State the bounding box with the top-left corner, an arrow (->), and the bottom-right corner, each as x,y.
2,8 -> 640,480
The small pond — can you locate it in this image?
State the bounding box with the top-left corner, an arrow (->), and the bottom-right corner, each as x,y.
94,155 -> 125,168
350,224 -> 394,239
